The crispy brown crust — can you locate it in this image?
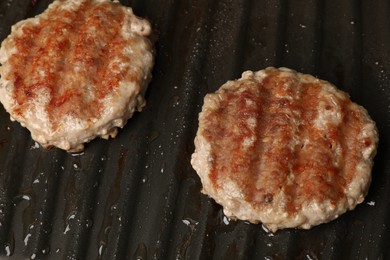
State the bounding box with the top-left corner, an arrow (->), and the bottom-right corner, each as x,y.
191,67 -> 378,231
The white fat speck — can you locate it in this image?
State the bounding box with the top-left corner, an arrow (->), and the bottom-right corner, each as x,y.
246,117 -> 256,128
243,136 -> 255,147
245,98 -> 255,106
367,201 -> 375,206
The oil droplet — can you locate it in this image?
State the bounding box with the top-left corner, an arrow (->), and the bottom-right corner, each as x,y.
30,142 -> 40,150
182,218 -> 199,230
98,243 -> 105,257
160,162 -> 165,174
177,217 -> 199,258
68,213 -> 76,220
261,224 -> 274,237
24,233 -> 32,245
142,176 -> 148,183
41,245 -> 50,255
4,232 -> 15,256
222,215 -> 230,225
71,152 -> 84,157
63,212 -> 77,234
4,244 -> 11,256
63,225 -> 70,234
169,95 -> 180,108
110,204 -> 117,214
30,253 -> 37,259
306,253 -> 316,260
85,218 -> 93,229
133,243 -> 147,260
22,195 -> 31,201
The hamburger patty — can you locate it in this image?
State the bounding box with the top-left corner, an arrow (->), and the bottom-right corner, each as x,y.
191,67 -> 378,232
0,0 -> 154,152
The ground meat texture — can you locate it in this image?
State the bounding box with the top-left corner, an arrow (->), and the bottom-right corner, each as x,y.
191,67 -> 378,232
0,0 -> 154,152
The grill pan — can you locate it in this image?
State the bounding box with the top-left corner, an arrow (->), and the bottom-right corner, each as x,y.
0,0 -> 390,259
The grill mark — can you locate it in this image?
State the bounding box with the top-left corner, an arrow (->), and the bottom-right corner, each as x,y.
247,82 -> 272,204
288,84 -> 319,212
340,105 -> 364,183
204,81 -> 269,194
227,82 -> 270,199
290,83 -> 345,211
274,76 -> 304,212
9,1 -> 126,129
250,74 -> 299,208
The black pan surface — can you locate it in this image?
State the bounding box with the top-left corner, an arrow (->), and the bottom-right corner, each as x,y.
0,0 -> 389,259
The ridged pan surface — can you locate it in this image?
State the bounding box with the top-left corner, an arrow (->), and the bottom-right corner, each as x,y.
0,0 -> 389,259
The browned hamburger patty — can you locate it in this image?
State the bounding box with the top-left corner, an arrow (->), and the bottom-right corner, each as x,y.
0,0 -> 154,152
191,67 -> 378,232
